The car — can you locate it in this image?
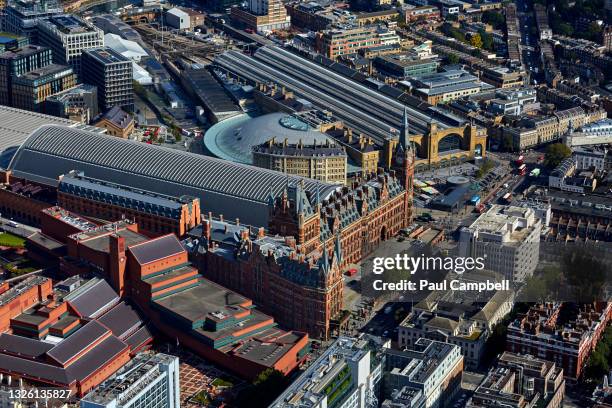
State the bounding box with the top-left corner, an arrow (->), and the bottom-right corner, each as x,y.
383,330 -> 389,337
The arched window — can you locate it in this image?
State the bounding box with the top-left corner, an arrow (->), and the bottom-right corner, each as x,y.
438,134 -> 462,153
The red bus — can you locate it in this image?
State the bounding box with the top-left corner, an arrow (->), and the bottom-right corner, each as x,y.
515,155 -> 524,165
517,164 -> 527,175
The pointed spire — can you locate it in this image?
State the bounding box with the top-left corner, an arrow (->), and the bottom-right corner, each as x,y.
334,232 -> 342,264
401,105 -> 410,150
319,245 -> 330,275
267,183 -> 275,207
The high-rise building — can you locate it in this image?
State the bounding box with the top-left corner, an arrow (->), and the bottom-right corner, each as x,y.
38,15 -> 104,77
0,44 -> 52,105
4,0 -> 63,43
458,205 -> 541,283
80,352 -> 180,408
81,47 -> 134,112
11,63 -> 76,112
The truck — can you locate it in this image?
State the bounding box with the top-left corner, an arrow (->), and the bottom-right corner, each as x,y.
529,168 -> 540,177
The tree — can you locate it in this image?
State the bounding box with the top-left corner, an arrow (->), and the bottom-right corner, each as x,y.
481,10 -> 505,29
586,21 -> 603,42
479,30 -> 494,51
544,143 -> 572,168
470,33 -> 483,49
446,53 -> 460,64
501,134 -> 514,152
235,369 -> 289,408
475,159 -> 495,178
557,22 -> 574,36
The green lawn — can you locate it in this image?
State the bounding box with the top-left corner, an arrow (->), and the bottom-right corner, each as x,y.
5,259 -> 39,276
0,233 -> 25,248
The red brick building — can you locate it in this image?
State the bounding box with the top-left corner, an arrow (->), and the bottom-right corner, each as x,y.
33,211 -> 311,380
192,129 -> 415,340
506,302 -> 612,380
0,276 -> 152,397
57,171 -> 201,237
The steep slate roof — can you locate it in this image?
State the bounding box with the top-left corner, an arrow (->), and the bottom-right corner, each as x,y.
0,333 -> 54,359
66,279 -> 120,319
47,320 -> 109,366
128,234 -> 184,265
8,125 -> 339,225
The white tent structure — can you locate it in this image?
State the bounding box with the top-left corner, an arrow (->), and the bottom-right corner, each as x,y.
104,33 -> 148,61
104,33 -> 152,85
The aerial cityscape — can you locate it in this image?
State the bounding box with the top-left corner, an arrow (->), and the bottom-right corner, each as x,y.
0,0 -> 607,406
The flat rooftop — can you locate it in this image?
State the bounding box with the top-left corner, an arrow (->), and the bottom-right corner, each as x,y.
44,15 -> 96,34
83,47 -> 130,64
43,206 -> 98,231
154,279 -> 250,325
15,64 -> 73,82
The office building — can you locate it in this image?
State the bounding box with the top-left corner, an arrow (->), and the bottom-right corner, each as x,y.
269,336 -> 385,408
506,303 -> 612,380
0,45 -> 52,105
315,26 -> 381,59
565,118 -> 612,147
230,0 -> 291,32
574,146 -> 608,171
11,63 -> 77,112
82,47 -> 134,112
45,84 -> 99,123
374,54 -> 439,79
397,283 -> 512,370
548,157 -> 597,194
468,352 -> 565,408
38,15 -> 104,77
4,0 -> 63,43
252,137 -> 348,184
402,5 -> 440,22
385,339 -> 463,408
408,70 -> 492,105
81,353 -> 180,408
487,87 -> 538,117
459,205 -> 541,283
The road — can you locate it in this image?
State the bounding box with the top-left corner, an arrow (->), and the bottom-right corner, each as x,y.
0,216 -> 38,238
516,0 -> 543,83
